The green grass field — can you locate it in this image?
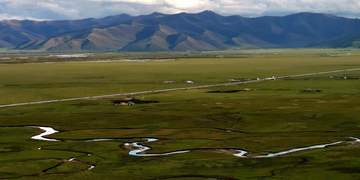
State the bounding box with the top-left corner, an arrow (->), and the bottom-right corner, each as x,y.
1,49 -> 360,179
1,49 -> 360,105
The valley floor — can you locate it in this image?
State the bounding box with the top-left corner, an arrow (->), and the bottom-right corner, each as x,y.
1,50 -> 360,179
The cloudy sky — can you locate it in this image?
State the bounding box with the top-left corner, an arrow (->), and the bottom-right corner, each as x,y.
0,0 -> 359,21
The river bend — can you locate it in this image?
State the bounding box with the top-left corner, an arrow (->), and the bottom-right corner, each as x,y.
30,126 -> 359,159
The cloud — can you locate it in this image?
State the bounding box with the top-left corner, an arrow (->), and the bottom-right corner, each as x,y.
36,2 -> 80,18
0,13 -> 42,21
0,0 -> 359,21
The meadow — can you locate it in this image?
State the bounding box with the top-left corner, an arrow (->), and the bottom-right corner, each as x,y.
0,49 -> 359,105
0,49 -> 360,179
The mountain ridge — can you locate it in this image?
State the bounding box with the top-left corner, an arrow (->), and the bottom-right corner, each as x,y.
4,11 -> 360,51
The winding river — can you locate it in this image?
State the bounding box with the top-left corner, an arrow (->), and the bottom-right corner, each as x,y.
30,126 -> 360,159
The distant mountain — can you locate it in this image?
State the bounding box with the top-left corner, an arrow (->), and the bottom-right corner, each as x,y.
306,32 -> 360,48
9,11 -> 360,51
0,14 -> 133,48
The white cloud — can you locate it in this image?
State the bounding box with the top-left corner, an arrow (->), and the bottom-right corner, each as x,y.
0,0 -> 359,21
0,13 -> 29,21
36,2 -> 80,18
163,0 -> 216,10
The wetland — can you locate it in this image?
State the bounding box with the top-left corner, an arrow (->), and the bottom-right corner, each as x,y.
1,49 -> 360,179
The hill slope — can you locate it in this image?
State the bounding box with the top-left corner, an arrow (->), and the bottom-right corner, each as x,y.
12,11 -> 360,51
0,14 -> 133,48
307,32 -> 360,48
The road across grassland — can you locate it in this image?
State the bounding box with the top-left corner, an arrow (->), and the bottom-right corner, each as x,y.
1,68 -> 360,108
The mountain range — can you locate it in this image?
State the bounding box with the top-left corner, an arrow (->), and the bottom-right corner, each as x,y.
1,11 -> 359,51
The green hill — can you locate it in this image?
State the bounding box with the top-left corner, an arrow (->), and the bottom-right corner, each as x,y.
307,32 -> 360,48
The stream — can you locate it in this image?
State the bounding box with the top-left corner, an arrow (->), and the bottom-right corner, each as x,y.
30,126 -> 360,159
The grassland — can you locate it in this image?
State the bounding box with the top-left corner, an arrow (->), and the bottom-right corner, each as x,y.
1,49 -> 360,105
1,49 -> 360,179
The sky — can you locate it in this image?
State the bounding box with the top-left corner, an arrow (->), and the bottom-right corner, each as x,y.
0,0 -> 359,21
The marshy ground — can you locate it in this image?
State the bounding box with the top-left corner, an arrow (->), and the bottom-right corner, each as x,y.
1,49 -> 360,179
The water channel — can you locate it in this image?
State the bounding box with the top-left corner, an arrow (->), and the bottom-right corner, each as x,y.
30,126 -> 359,159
